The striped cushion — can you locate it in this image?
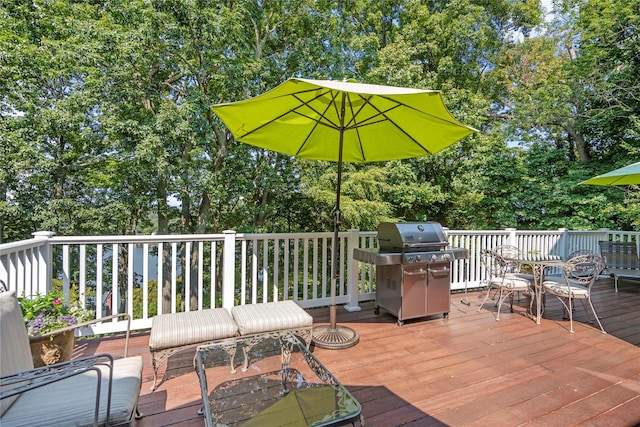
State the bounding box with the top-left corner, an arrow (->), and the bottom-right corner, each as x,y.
0,291 -> 34,417
490,273 -> 531,290
149,308 -> 238,351
231,301 -> 313,335
1,356 -> 143,426
543,280 -> 590,298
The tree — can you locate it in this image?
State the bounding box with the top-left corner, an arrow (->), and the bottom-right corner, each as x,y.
3,0 -> 639,251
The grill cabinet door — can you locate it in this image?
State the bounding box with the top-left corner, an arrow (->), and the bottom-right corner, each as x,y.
426,264 -> 451,315
401,265 -> 427,320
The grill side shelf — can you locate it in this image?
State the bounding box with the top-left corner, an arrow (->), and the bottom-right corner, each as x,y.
352,248 -> 401,266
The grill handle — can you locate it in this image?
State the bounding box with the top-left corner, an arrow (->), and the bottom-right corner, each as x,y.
428,266 -> 451,278
403,242 -> 449,249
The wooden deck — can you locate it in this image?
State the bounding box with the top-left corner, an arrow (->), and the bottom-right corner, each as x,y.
77,277 -> 640,426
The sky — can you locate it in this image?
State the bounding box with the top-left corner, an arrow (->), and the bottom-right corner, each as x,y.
541,0 -> 554,21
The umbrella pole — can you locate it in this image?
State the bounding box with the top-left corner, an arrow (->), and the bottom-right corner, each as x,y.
329,146 -> 343,330
312,106 -> 359,350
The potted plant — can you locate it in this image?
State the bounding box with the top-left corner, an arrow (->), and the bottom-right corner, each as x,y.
19,292 -> 94,367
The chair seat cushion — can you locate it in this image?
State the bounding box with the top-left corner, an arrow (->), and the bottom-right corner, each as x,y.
543,280 -> 589,298
231,301 -> 313,336
150,308 -> 238,351
490,273 -> 531,290
2,355 -> 143,426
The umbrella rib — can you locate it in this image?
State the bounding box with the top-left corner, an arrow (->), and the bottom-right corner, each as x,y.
236,88 -> 340,139
292,90 -> 341,156
355,94 -> 451,155
343,94 -> 434,158
355,93 -> 469,128
380,94 -> 467,126
345,93 -> 367,160
290,91 -> 341,130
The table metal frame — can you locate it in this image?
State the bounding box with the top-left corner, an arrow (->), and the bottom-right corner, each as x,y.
508,257 -> 565,324
194,331 -> 362,427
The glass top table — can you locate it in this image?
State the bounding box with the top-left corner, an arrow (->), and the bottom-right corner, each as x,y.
194,332 -> 362,427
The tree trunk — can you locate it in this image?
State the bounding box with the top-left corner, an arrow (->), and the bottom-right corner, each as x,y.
565,125 -> 591,163
157,170 -> 172,314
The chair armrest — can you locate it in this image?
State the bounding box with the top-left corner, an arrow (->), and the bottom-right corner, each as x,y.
0,353 -> 114,397
0,354 -> 119,425
35,313 -> 132,357
1,354 -> 115,426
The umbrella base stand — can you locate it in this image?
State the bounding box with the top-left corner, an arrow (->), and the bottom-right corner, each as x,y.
312,324 -> 359,350
312,303 -> 359,350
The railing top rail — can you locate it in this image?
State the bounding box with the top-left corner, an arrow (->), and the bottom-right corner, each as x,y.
513,230 -> 564,235
49,234 -> 227,245
47,230 -> 366,246
445,230 -> 510,235
0,236 -> 49,252
236,231 -> 346,240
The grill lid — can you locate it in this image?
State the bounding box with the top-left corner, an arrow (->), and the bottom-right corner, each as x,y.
377,221 -> 449,252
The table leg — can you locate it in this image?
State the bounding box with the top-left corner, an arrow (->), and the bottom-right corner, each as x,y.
531,264 -> 544,324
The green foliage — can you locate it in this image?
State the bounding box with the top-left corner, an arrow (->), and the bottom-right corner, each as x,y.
2,0 -> 639,251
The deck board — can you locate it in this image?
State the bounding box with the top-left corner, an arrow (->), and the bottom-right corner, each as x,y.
76,277 -> 640,426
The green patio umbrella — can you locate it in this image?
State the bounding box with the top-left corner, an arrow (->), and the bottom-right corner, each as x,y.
580,161 -> 640,186
580,161 -> 640,256
212,78 -> 477,349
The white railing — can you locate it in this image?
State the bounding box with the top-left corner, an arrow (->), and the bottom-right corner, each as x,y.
1,227 -> 638,335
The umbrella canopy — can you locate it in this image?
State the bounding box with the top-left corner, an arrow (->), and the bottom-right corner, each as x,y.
212,78 -> 477,163
212,78 -> 477,349
580,161 -> 640,256
580,161 -> 640,186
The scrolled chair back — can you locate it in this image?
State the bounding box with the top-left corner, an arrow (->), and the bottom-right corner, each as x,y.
568,249 -> 598,259
562,254 -> 605,288
479,249 -> 497,275
480,249 -> 512,278
492,245 -> 522,260
492,245 -> 526,273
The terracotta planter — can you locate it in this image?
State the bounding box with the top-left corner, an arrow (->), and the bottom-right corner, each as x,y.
29,331 -> 76,368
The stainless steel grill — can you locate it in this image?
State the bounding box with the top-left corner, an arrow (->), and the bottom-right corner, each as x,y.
353,221 -> 468,326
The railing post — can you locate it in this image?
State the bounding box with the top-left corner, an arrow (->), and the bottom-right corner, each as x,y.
32,231 -> 55,295
557,228 -> 569,260
344,228 -> 361,312
222,230 -> 236,311
505,228 -> 517,247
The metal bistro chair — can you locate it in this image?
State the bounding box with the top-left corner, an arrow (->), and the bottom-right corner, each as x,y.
542,254 -> 606,333
478,249 -> 532,320
568,249 -> 599,259
493,245 -> 535,283
489,245 -> 533,301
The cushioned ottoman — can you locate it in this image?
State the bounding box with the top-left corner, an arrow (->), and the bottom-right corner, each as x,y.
231,300 -> 314,372
149,308 -> 238,391
231,300 -> 313,346
149,301 -> 313,390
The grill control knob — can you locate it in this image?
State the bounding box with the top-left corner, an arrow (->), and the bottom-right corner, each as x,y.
415,254 -> 422,262
444,254 -> 451,261
430,254 -> 437,262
